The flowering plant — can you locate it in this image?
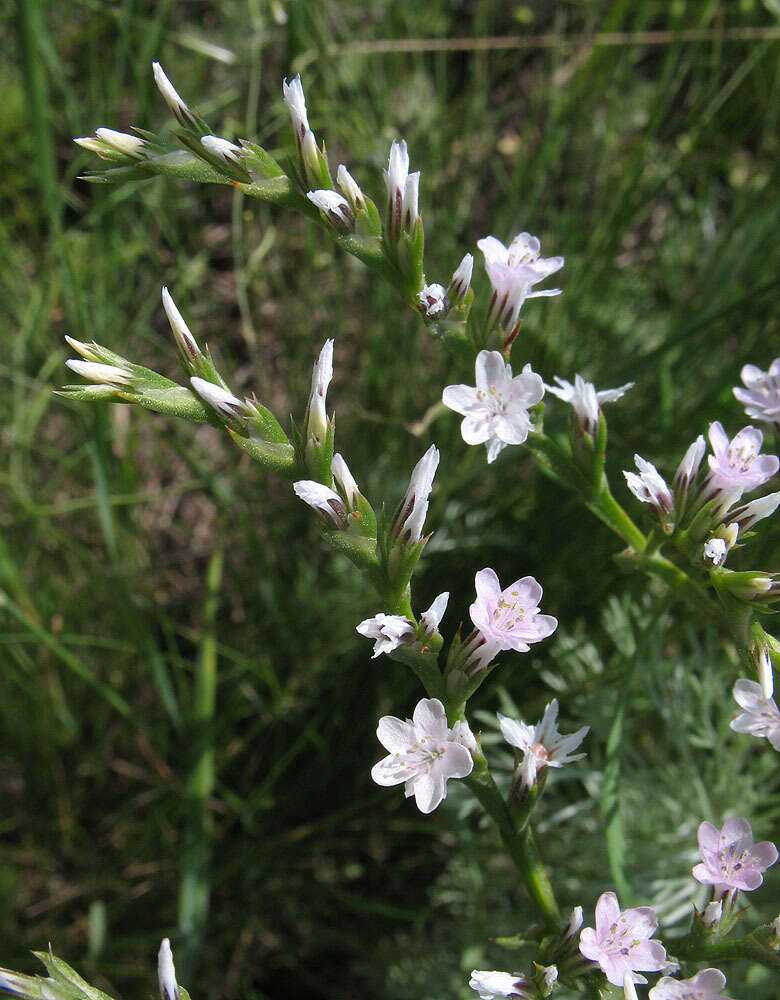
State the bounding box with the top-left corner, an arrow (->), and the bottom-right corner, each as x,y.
1,56 -> 779,1000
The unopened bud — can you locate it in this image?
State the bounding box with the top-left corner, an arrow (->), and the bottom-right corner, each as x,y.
331,453 -> 361,509
95,128 -> 147,158
158,939 -> 180,1000
756,644 -> 774,699
162,287 -> 203,365
293,480 -> 347,528
391,445 -> 439,545
65,359 -> 132,387
703,900 -> 722,927
727,491 -> 780,533
201,134 -> 243,165
336,164 -> 365,212
153,62 -> 198,129
307,190 -> 354,232
190,376 -> 246,428
448,253 -> 473,304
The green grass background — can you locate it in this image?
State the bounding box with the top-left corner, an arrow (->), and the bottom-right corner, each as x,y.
2,1 -> 780,997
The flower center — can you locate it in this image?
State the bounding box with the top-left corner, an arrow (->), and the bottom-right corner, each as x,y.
726,439 -> 757,473
393,737 -> 448,774
717,841 -> 753,878
604,918 -> 642,958
492,593 -> 528,632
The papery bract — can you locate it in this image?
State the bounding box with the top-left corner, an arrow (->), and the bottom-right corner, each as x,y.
470,568 -> 557,652
371,698 -> 473,813
733,359 -> 780,424
578,891 -> 667,986
692,817 -> 778,892
443,350 -> 544,463
730,679 -> 780,749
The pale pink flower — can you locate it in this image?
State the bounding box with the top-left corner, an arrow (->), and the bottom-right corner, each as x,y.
498,700 -> 588,788
706,422 -> 778,494
371,698 -> 473,813
469,568 -> 557,652
649,968 -> 730,1000
442,350 -> 545,463
478,232 -> 563,330
733,359 -> 780,424
468,970 -> 531,999
730,679 -> 780,749
692,818 -> 778,892
579,891 -> 667,986
545,374 -> 634,436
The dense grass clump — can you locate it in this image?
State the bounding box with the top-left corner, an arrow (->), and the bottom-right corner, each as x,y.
1,2 -> 779,998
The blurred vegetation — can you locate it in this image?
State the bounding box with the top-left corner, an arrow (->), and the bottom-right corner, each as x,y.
1,0 -> 779,998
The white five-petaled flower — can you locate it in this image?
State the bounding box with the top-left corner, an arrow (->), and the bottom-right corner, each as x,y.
383,139 -> 420,241
624,455 -> 674,517
477,232 -> 563,331
649,968 -> 730,1000
307,189 -> 354,232
371,698 -> 474,813
733,359 -> 780,424
443,350 -> 545,463
158,939 -> 180,1000
470,568 -> 558,653
706,422 -> 778,495
498,699 -> 588,789
730,679 -> 780,748
153,62 -> 197,129
579,891 -> 667,986
65,359 -> 133,387
468,970 -> 531,999
293,480 -> 346,528
356,613 -> 414,658
201,134 -> 243,165
392,444 -> 439,544
418,283 -> 448,317
545,374 -> 634,437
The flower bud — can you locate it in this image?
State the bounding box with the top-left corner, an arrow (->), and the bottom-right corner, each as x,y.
153,62 -> 199,130
702,900 -> 722,927
336,164 -> 366,212
391,445 -> 439,545
94,128 -> 146,158
201,134 -> 243,165
307,190 -> 354,232
448,253 -> 473,304
703,537 -> 727,567
189,376 -> 247,430
158,939 -> 180,1000
726,491 -> 780,533
293,480 -> 347,528
383,139 -> 420,245
65,359 -> 133,387
162,287 -> 203,368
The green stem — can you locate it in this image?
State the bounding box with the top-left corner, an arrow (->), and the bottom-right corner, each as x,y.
178,542 -> 222,979
584,479 -> 646,551
676,931 -> 780,972
464,753 -> 562,932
